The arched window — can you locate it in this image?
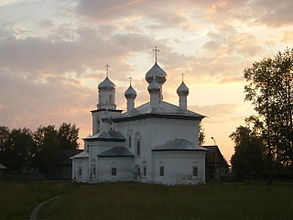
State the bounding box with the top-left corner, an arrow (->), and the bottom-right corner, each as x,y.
135,132 -> 141,156
159,161 -> 164,176
192,161 -> 198,177
78,161 -> 82,176
111,162 -> 117,176
109,95 -> 113,104
142,161 -> 147,176
128,136 -> 132,148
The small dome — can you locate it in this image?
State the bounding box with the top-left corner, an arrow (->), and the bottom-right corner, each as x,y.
145,63 -> 167,84
124,85 -> 137,99
98,77 -> 115,90
177,81 -> 189,96
148,79 -> 161,93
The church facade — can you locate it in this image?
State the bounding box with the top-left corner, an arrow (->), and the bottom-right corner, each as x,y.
71,60 -> 207,185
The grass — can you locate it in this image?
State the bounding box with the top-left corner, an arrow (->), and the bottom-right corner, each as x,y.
0,181 -> 76,220
39,182 -> 293,220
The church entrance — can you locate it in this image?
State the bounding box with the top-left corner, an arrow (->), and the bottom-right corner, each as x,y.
133,165 -> 140,181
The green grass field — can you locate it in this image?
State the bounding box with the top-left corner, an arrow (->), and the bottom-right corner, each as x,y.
0,181 -> 76,220
1,182 -> 293,220
40,182 -> 293,220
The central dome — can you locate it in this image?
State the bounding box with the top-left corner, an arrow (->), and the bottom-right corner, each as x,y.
145,63 -> 167,84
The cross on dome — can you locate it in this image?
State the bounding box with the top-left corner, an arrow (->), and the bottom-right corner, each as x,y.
181,73 -> 184,82
105,64 -> 110,77
129,76 -> 132,86
152,46 -> 160,63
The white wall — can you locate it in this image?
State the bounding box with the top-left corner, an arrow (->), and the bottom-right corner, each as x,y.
116,117 -> 201,183
72,158 -> 89,183
98,157 -> 133,182
152,151 -> 206,185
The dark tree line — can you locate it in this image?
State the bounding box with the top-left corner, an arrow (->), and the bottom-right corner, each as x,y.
0,123 -> 79,176
231,48 -> 293,181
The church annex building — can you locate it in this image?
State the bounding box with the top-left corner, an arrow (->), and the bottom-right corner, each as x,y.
71,56 -> 208,185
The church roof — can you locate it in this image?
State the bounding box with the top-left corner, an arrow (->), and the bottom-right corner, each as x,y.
113,101 -> 205,122
153,138 -> 207,151
98,147 -> 134,157
98,77 -> 115,90
70,150 -> 89,159
83,131 -> 126,142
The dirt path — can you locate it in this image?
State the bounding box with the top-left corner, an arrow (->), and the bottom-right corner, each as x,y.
29,195 -> 61,220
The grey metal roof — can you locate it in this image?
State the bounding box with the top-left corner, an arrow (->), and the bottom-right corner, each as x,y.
98,77 -> 115,90
124,85 -> 137,98
0,163 -> 7,169
145,62 -> 167,83
153,138 -> 207,151
83,131 -> 126,141
70,151 -> 89,159
113,101 -> 204,121
177,81 -> 189,96
99,146 -> 134,157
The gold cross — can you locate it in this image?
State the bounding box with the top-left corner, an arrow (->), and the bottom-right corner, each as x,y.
105,64 -> 110,77
152,46 -> 160,63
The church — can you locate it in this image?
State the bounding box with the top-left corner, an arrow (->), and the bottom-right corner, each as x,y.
71,52 -> 207,185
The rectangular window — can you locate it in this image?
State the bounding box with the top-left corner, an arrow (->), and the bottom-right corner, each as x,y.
143,167 -> 147,176
128,136 -> 131,148
112,168 -> 117,176
137,140 -> 140,155
193,167 -> 198,177
92,165 -> 96,176
160,166 -> 164,176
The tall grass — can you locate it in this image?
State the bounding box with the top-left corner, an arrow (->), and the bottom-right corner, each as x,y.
40,182 -> 293,220
0,181 -> 76,220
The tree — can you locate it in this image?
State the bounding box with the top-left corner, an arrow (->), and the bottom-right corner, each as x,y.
58,123 -> 79,150
0,126 -> 10,167
0,127 -> 35,172
230,125 -> 265,179
244,48 -> 293,179
199,122 -> 205,146
34,125 -> 60,175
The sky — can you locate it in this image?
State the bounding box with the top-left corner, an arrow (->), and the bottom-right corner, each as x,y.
0,0 -> 292,162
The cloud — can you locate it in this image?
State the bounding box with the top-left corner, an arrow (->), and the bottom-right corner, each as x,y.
209,0 -> 293,27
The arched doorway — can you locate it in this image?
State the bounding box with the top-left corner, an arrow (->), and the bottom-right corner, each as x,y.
133,164 -> 140,181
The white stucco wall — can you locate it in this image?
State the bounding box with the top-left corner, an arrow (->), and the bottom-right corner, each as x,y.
98,157 -> 133,182
152,151 -> 206,185
72,158 -> 89,183
115,117 -> 201,183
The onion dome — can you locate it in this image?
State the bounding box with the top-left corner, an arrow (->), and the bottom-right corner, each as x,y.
148,79 -> 161,93
177,81 -> 189,96
145,63 -> 167,84
98,77 -> 115,90
124,85 -> 137,99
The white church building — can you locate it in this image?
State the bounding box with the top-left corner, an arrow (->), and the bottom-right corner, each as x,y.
71,57 -> 207,185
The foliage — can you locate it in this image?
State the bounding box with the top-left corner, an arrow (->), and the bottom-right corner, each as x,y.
0,123 -> 79,175
230,124 -> 265,178
199,122 -> 205,145
238,48 -> 293,179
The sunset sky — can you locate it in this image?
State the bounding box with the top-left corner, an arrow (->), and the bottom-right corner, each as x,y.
0,0 -> 292,162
